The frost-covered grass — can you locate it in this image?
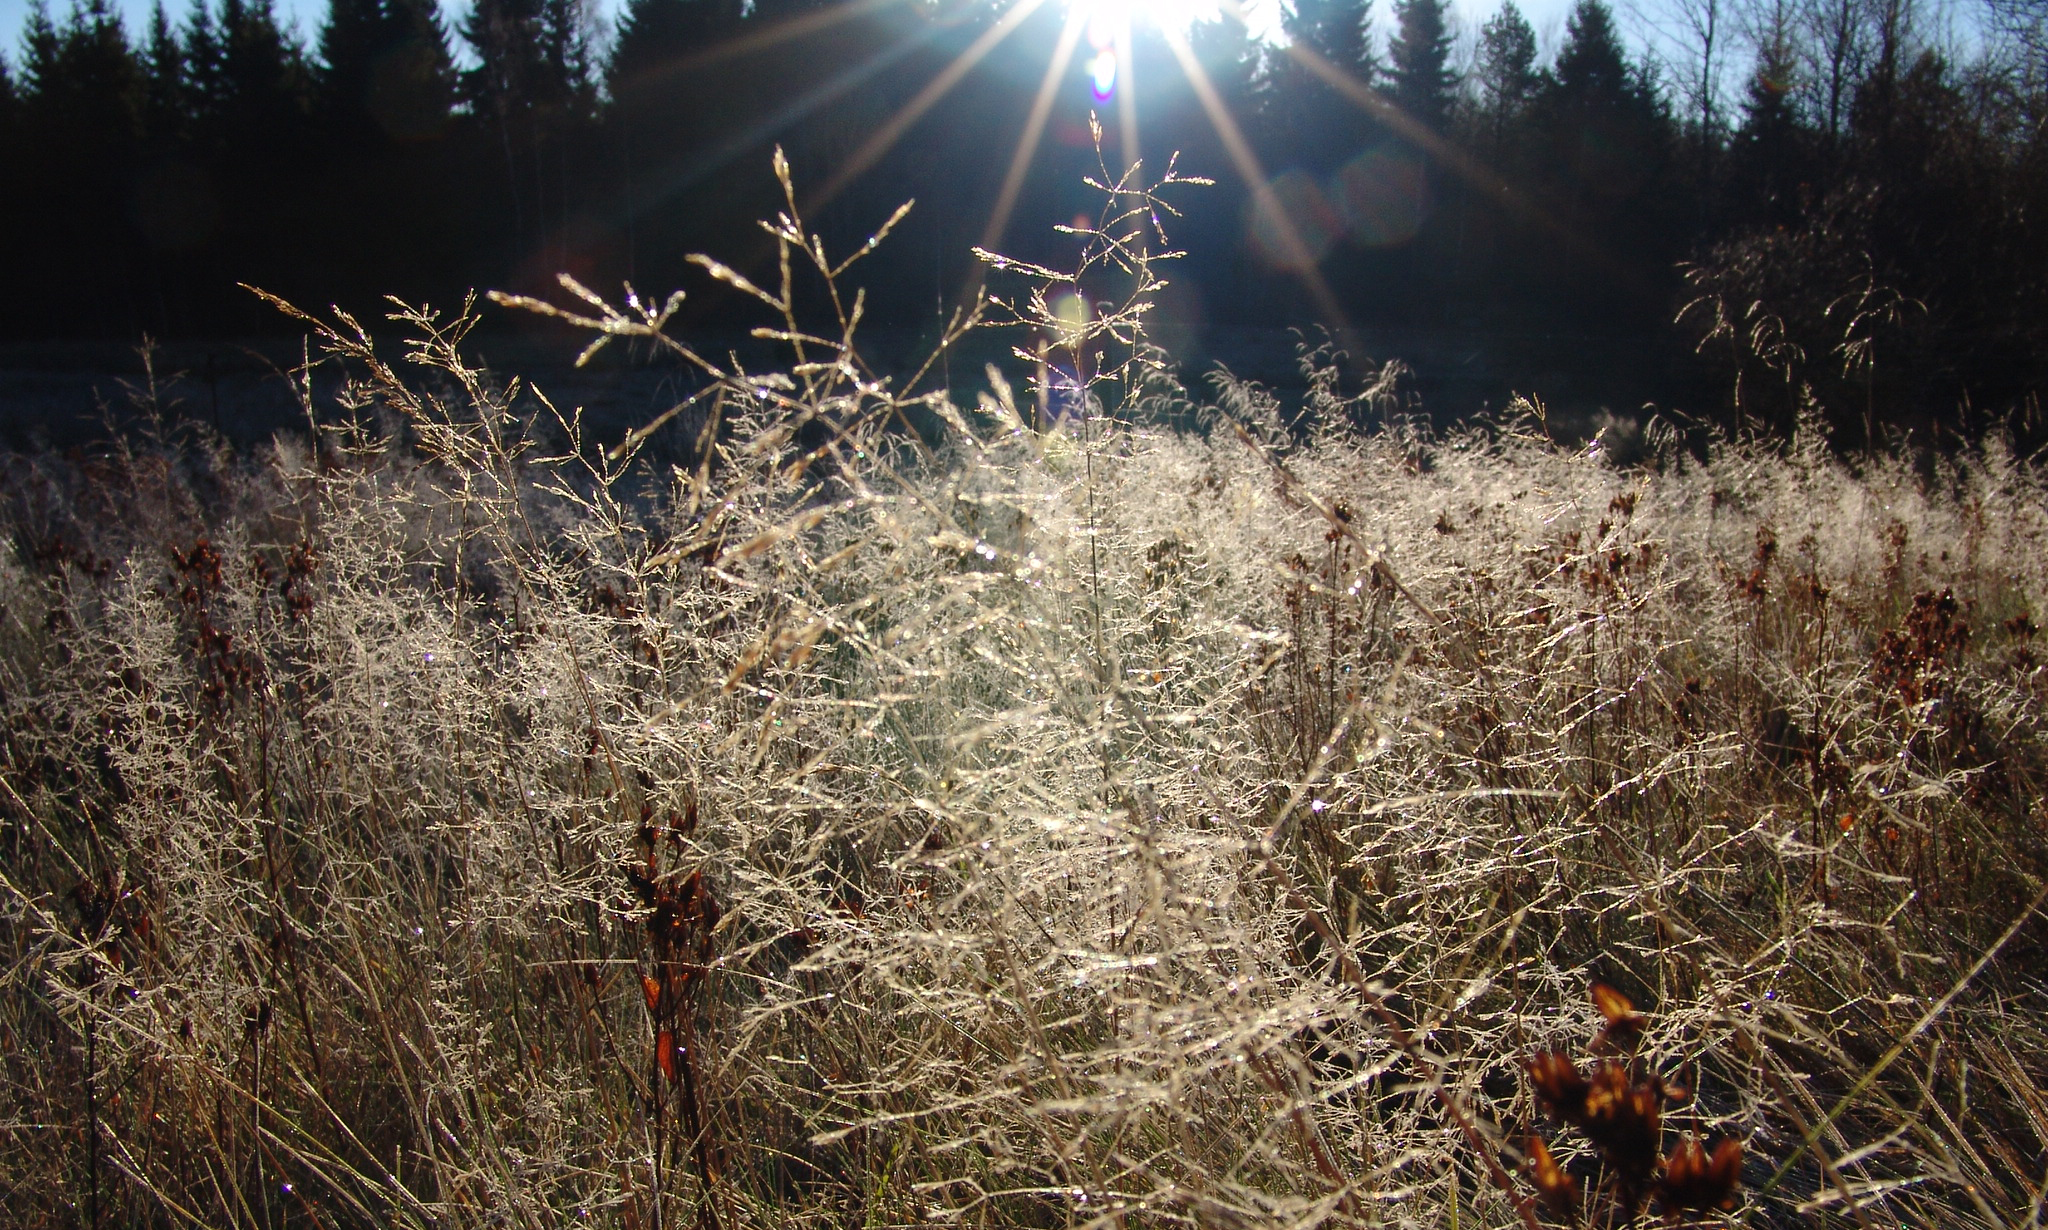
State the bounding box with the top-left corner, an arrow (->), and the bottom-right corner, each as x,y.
3,164 -> 2046,1230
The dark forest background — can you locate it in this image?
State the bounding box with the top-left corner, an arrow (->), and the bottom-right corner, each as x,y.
6,0 -> 2048,441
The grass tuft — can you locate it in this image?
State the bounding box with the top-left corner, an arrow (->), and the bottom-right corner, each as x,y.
2,156 -> 2045,1230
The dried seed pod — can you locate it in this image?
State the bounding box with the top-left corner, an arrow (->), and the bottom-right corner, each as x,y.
1524,1135 -> 1580,1217
1590,981 -> 1646,1052
1579,1061 -> 1661,1182
1659,1135 -> 1743,1214
1527,1051 -> 1590,1124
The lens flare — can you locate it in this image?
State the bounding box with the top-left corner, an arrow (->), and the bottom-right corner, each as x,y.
1333,147 -> 1430,247
1049,290 -> 1091,344
1043,361 -> 1086,424
1246,169 -> 1342,270
1088,50 -> 1118,101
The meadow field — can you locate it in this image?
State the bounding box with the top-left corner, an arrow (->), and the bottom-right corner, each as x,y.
3,171 -> 2046,1230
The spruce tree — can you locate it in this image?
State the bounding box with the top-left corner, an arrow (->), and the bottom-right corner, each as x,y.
0,57 -> 17,290
1540,0 -> 1667,184
462,0 -> 598,275
608,0 -> 721,98
319,0 -> 454,143
182,0 -> 220,115
16,0 -> 147,332
1474,0 -> 1538,147
141,0 -> 189,140
192,0 -> 312,151
319,0 -> 385,118
1266,0 -> 1377,167
1286,0 -> 1375,74
1550,0 -> 1634,114
606,0 -> 747,228
20,0 -> 144,141
1187,7 -> 1261,120
536,0 -> 597,123
462,0 -> 545,125
462,0 -> 547,243
607,0 -> 745,122
1386,0 -> 1455,132
1728,23 -> 1804,221
1532,0 -> 1677,328
462,0 -> 594,120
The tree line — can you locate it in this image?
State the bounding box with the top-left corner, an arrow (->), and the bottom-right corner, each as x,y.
4,0 -> 2047,437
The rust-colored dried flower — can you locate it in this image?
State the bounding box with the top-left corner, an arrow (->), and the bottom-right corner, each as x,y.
1525,1135 -> 1580,1217
656,1029 -> 678,1083
1659,1135 -> 1743,1214
1590,981 -> 1646,1052
1579,1061 -> 1662,1180
1527,1050 -> 1590,1123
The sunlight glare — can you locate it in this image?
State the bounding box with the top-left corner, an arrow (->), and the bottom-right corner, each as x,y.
1088,48 -> 1118,101
1065,0 -> 1219,40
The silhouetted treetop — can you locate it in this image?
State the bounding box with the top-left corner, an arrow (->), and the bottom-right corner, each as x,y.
319,0 -> 454,143
1551,0 -> 1639,111
3,0 -> 2048,441
1474,0 -> 1538,146
1387,0 -> 1455,132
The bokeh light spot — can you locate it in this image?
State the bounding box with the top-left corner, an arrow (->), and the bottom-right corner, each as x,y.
1088,50 -> 1118,102
1049,290 -> 1091,345
1044,361 -> 1086,424
1245,169 -> 1342,271
1333,146 -> 1430,248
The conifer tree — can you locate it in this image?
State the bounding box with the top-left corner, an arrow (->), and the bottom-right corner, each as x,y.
1551,0 -> 1634,110
1728,4 -> 1805,220
319,0 -> 384,111
462,0 -> 543,123
462,0 -> 599,274
1387,0 -> 1456,132
1187,7 -> 1262,129
606,0 -> 747,271
1540,0 -> 1668,181
1166,12 -> 1261,263
463,0 -> 548,243
182,0 -> 220,114
384,0 -> 458,137
20,0 -> 144,141
190,0 -> 313,151
1286,0 -> 1375,73
141,0 -> 188,139
319,0 -> 454,143
462,0 -> 594,133
16,0 -> 146,331
537,0 -> 597,121
1474,0 -> 1539,147
1526,0 -> 1676,330
0,43 -> 17,233
1266,0 -> 1378,166
608,0 -> 740,101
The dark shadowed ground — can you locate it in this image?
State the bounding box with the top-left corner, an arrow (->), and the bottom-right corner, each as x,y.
1,321 -> 1678,457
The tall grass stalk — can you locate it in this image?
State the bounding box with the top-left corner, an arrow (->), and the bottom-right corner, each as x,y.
2,153 -> 2045,1230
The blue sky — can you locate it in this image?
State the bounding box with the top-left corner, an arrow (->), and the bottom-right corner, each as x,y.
1,0 -> 1586,72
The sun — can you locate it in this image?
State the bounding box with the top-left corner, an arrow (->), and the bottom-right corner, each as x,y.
1065,0 -> 1222,45
1062,0 -> 1218,105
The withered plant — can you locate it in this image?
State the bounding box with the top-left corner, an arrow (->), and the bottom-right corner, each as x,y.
1522,983 -> 1742,1224
0,152 -> 2044,1230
